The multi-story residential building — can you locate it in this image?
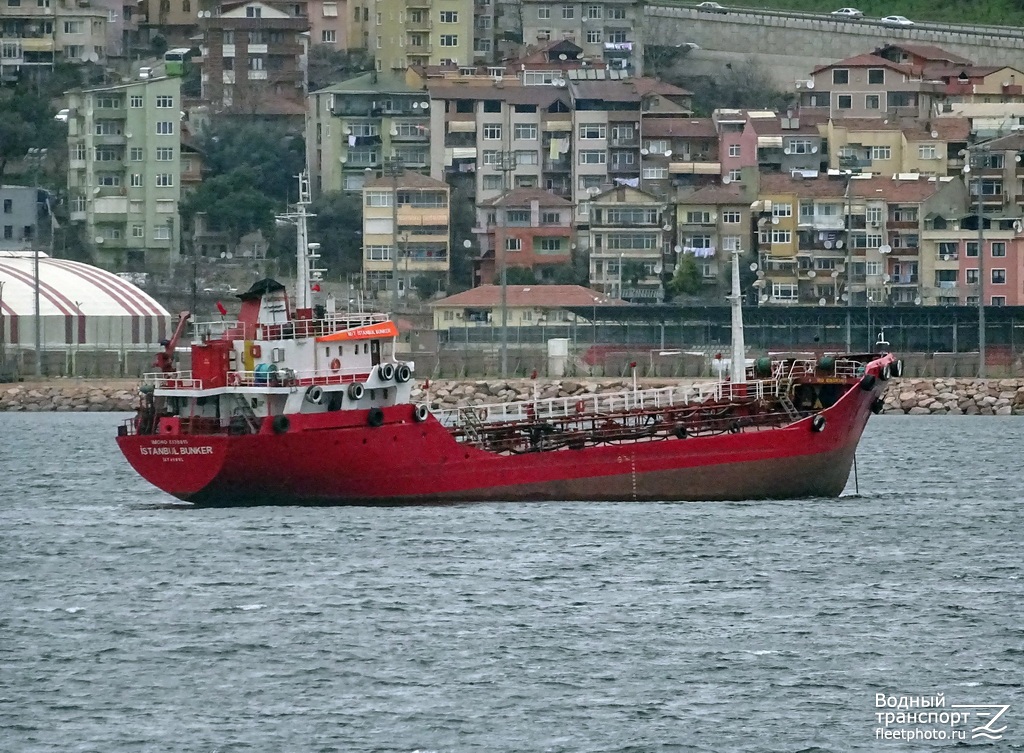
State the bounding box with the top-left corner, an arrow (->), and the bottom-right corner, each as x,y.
799,53 -> 940,120
0,0 -> 108,79
932,65 -> 1024,108
362,170 -> 450,296
136,0 -> 203,50
673,183 -> 754,295
307,0 -> 349,50
474,187 -> 574,284
66,75 -> 182,270
969,133 -> 1024,211
0,186 -> 40,251
307,70 -> 431,195
520,0 -> 646,75
748,111 -> 827,175
640,116 -> 718,197
197,0 -> 309,115
587,185 -> 671,302
823,117 -> 970,176
429,284 -> 618,331
367,0 -> 473,72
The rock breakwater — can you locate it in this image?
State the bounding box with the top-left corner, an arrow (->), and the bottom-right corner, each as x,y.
2,377 -> 1024,415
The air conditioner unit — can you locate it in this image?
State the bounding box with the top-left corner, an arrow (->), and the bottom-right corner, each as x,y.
870,221 -> 879,228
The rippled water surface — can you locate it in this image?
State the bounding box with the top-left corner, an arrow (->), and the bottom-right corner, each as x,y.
2,413 -> 1023,752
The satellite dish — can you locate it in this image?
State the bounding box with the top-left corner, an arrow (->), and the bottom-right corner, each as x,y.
673,244 -> 682,253
963,164 -> 971,173
412,102 -> 419,109
882,273 -> 891,282
664,149 -> 672,157
586,186 -> 601,196
830,270 -> 839,278
749,262 -> 758,271
640,148 -> 649,155
879,244 -> 892,254
756,270 -> 765,279
420,102 -> 430,110
95,236 -> 104,244
760,294 -> 769,304
771,216 -> 779,224
1014,220 -> 1023,233
914,296 -> 922,305
390,127 -> 398,136
88,51 -> 99,63
559,53 -> 567,60
841,292 -> 849,302
722,176 -> 732,184
931,130 -> 939,138
818,297 -> 827,306
93,187 -> 100,195
806,80 -> 815,89
824,240 -> 833,249
835,239 -> 843,249
807,269 -> 817,278
125,132 -> 132,138
783,147 -> 791,155
811,145 -> 819,153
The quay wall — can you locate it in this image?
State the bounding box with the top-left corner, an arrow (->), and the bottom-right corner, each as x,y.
3,378 -> 1024,415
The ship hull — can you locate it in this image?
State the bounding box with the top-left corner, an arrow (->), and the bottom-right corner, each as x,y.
117,374 -> 883,506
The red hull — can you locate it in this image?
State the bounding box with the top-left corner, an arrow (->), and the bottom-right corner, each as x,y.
117,373 -> 885,506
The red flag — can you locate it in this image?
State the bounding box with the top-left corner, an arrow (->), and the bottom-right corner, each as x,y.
216,301 -> 227,316
311,283 -> 321,292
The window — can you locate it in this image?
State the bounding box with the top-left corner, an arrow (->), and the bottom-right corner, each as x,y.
607,31 -> 627,43
506,238 -> 522,251
771,230 -> 791,244
728,169 -> 742,182
722,236 -> 741,251
440,10 -> 458,22
868,68 -> 885,85
513,123 -> 537,140
642,166 -> 668,180
686,211 -> 711,224
131,173 -> 142,187
579,175 -> 603,190
94,147 -> 120,161
586,30 -> 602,43
506,209 -> 530,224
94,120 -> 122,135
578,150 -> 606,165
156,147 -> 175,161
2,199 -> 10,214
865,206 -> 882,225
539,238 -> 562,252
993,296 -> 1006,306
155,95 -> 174,108
483,175 -> 503,190
936,241 -> 958,260
70,143 -> 86,161
866,261 -> 882,277
772,283 -> 798,300
607,5 -> 625,18
323,2 -> 337,16
966,268 -> 979,284
440,34 -> 458,46
130,95 -> 143,108
541,211 -> 560,224
837,95 -> 852,110
865,94 -> 880,110
992,269 -> 1006,284
132,224 -> 144,238
156,121 -> 174,135
993,242 -> 1007,257
365,191 -> 392,207
579,124 -> 606,139
768,203 -> 791,219
63,20 -> 82,34
832,69 -> 849,85
918,144 -> 937,160
321,30 -> 336,43
155,174 -> 174,187
537,5 -> 550,18
587,4 -> 602,18
722,211 -> 741,224
786,139 -> 812,155
97,174 -> 120,187
607,234 -> 658,250
129,147 -> 144,161
728,145 -> 740,157
475,38 -> 492,52
483,123 -> 502,140
515,150 -> 538,165
245,5 -> 260,17
561,4 -> 574,18
871,146 -> 891,160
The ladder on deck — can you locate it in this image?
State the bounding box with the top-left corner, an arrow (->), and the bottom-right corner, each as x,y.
231,393 -> 262,434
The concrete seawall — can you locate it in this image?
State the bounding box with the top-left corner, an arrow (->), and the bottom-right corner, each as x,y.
3,378 -> 1024,415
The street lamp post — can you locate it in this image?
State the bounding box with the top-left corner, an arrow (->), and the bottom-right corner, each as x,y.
27,147 -> 47,377
492,150 -> 517,378
966,146 -> 989,378
383,156 -> 404,306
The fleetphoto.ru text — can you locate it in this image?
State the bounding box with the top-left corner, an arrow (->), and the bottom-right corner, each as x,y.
875,693 -> 1011,742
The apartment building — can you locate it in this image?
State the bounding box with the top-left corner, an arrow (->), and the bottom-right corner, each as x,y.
361,170 -> 450,296
587,185 -> 670,302
307,0 -> 348,50
0,0 -> 108,79
66,75 -> 183,270
640,116 -> 718,197
520,0 -> 645,75
307,70 -> 431,195
674,183 -> 754,294
474,187 -> 574,284
197,0 -> 309,115
799,54 -> 940,121
823,117 -> 970,176
364,0 -> 473,72
429,284 -> 617,331
968,133 -> 1024,212
135,0 -> 199,50
0,186 -> 40,251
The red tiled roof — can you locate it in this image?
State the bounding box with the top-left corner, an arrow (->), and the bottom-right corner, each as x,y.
877,44 -> 972,65
849,175 -> 949,202
363,170 -> 448,189
759,173 -> 847,198
812,54 -> 916,77
431,285 -> 624,308
641,117 -> 716,138
479,188 -> 573,207
748,113 -> 827,136
983,133 -> 1024,150
678,184 -> 750,205
903,117 -> 970,142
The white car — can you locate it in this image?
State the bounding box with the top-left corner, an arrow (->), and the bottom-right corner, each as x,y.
830,7 -> 864,19
696,1 -> 727,13
880,14 -> 914,25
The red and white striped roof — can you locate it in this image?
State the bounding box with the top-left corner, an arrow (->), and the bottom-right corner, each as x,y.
0,253 -> 169,319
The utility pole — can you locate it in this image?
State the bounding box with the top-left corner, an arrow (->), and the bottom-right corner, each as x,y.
969,146 -> 987,378
27,147 -> 46,377
493,150 -> 517,378
383,156 -> 404,308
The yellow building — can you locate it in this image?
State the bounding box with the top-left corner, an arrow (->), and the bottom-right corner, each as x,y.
368,0 -> 473,72
429,285 -> 619,332
823,118 -> 970,176
362,170 -> 450,298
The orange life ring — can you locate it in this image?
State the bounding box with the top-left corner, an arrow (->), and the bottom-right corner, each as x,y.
330,358 -> 341,372
575,399 -> 586,414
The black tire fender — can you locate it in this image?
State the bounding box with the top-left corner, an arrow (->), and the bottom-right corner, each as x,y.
272,415 -> 290,434
871,398 -> 885,415
860,374 -> 877,391
348,382 -> 364,400
811,414 -> 826,432
367,407 -> 385,427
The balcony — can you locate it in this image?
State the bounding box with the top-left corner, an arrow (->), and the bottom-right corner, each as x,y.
890,274 -> 919,286
391,125 -> 430,142
668,160 -> 721,175
542,117 -> 572,132
543,158 -> 570,172
406,20 -> 432,32
609,162 -> 640,174
406,45 -> 433,56
610,136 -> 639,148
406,0 -> 431,7
887,218 -> 918,229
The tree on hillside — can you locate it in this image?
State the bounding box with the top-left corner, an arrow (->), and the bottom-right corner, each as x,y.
448,183 -> 477,291
180,168 -> 276,245
669,58 -> 793,116
309,190 -> 364,276
0,89 -> 63,184
505,266 -> 536,285
668,253 -> 703,297
197,120 -> 305,204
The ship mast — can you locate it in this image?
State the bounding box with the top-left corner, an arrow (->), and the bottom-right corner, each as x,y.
276,172 -> 320,311
729,247 -> 747,385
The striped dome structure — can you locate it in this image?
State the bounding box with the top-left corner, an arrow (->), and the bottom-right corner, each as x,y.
0,253 -> 171,349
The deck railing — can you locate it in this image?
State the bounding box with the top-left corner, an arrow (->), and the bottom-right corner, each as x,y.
192,312 -> 391,343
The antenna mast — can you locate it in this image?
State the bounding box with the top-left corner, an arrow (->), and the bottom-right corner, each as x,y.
276,172 -> 322,310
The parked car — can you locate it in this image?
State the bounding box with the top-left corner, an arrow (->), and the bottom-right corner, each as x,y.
880,14 -> 914,25
830,7 -> 864,19
696,2 -> 727,13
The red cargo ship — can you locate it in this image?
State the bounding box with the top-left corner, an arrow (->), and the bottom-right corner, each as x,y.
116,176 -> 897,505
